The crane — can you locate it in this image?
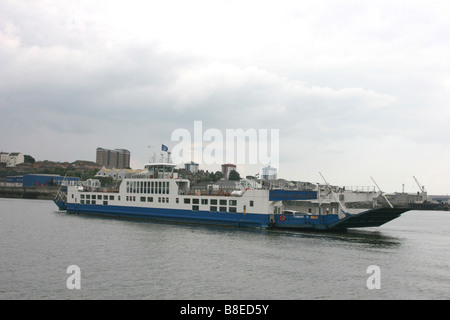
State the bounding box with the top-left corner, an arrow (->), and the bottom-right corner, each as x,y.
413,176 -> 426,193
413,176 -> 428,202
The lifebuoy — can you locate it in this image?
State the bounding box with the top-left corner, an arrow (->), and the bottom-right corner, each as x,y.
280,215 -> 286,222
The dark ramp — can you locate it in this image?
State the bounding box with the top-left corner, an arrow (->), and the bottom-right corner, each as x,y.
329,207 -> 410,230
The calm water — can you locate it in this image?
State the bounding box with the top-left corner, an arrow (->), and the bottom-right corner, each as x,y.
0,198 -> 449,300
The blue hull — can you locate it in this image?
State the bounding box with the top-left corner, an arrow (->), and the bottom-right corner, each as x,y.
66,203 -> 270,228
273,207 -> 410,230
62,203 -> 410,230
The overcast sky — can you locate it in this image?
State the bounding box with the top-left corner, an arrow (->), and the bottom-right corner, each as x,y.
1,0 -> 449,194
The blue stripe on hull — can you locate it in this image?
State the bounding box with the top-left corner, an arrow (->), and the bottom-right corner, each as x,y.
66,203 -> 270,228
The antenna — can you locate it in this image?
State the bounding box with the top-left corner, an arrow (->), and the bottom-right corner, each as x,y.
370,176 -> 394,208
147,145 -> 153,163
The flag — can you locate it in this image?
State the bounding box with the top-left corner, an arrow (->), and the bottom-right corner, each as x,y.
161,144 -> 168,152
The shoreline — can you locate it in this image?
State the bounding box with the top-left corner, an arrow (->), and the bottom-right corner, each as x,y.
0,186 -> 58,200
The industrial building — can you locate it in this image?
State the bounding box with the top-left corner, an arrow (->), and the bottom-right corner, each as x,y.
262,165 -> 277,180
6,174 -> 79,187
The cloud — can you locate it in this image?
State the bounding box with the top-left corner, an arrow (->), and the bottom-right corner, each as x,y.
1,0 -> 450,193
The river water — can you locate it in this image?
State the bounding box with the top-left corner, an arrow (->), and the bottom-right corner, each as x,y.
0,198 -> 449,300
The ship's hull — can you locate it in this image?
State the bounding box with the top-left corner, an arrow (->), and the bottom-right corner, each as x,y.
64,202 -> 270,228
57,201 -> 410,230
273,207 -> 410,230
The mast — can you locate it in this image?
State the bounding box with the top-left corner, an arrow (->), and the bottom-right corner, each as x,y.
371,176 -> 394,208
319,172 -> 348,215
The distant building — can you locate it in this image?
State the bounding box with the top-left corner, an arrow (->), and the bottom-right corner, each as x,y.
6,174 -> 79,187
222,164 -> 237,180
185,161 -> 199,174
96,148 -> 130,169
0,152 -> 25,167
262,165 -> 277,180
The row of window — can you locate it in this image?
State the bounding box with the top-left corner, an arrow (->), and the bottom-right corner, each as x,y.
81,194 -> 115,200
79,200 -> 109,205
193,206 -> 237,213
76,194 -> 254,210
126,181 -> 169,195
183,199 -> 250,206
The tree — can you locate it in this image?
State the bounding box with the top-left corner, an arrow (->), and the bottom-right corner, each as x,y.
24,155 -> 35,163
228,170 -> 240,181
209,171 -> 223,182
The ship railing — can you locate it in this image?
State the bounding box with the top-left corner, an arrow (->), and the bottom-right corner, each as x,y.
78,186 -> 120,193
344,186 -> 377,193
181,187 -> 257,197
183,189 -> 237,197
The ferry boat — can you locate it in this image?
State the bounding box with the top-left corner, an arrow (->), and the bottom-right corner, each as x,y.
53,160 -> 411,230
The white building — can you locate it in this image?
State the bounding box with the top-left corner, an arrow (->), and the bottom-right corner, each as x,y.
0,152 -> 25,167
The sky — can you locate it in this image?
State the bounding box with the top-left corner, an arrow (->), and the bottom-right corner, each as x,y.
1,0 -> 450,194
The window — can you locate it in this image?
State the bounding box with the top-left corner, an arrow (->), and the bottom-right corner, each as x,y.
166,198 -> 169,203
250,201 -> 254,207
184,198 -> 191,204
220,199 -> 227,205
229,200 -> 237,206
98,195 -> 102,200
219,207 -> 227,213
210,206 -> 217,212
211,199 -> 217,205
110,195 -> 114,200
81,194 -> 85,199
176,198 -> 179,204
140,197 -> 146,202
201,199 -> 208,205
103,195 -> 108,200
229,207 -> 237,213
147,197 -> 153,202
92,200 -> 96,205
103,201 -> 108,206
193,198 -> 199,204
192,205 -> 199,211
